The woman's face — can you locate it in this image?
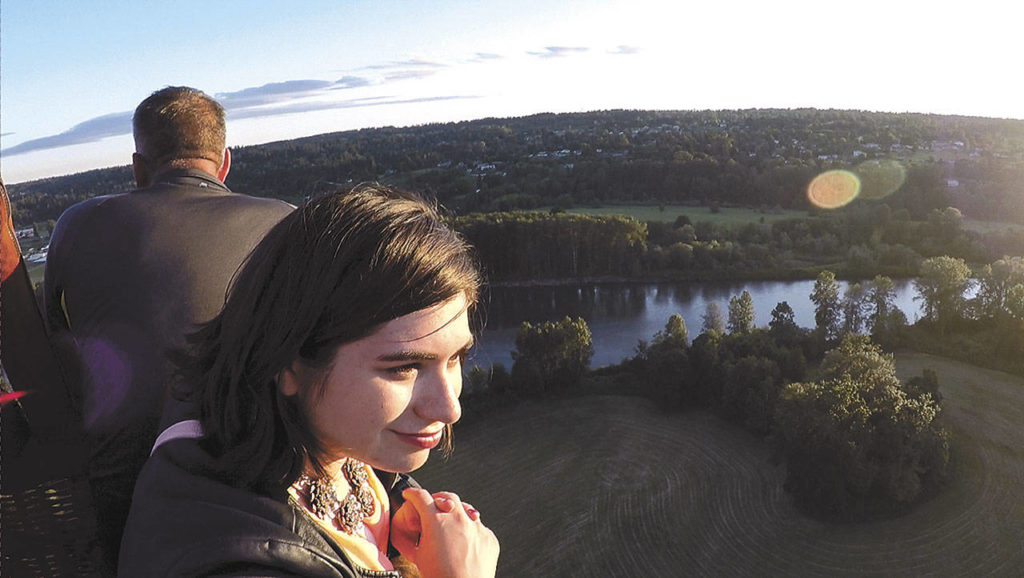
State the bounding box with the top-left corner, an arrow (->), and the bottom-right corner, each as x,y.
280,294 -> 473,473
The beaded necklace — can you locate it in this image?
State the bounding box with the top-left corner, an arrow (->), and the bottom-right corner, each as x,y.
297,458 -> 377,535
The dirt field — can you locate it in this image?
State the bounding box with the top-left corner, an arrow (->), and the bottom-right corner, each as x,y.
415,353 -> 1024,576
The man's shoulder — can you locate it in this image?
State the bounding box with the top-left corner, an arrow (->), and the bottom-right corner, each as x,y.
90,181 -> 292,217
223,191 -> 295,212
209,192 -> 295,227
50,193 -> 124,238
157,174 -> 294,214
61,193 -> 123,218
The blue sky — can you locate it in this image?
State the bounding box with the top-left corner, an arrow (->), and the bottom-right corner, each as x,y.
2,0 -> 1018,184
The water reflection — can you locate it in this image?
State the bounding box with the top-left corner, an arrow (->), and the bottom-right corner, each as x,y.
470,279 -> 920,370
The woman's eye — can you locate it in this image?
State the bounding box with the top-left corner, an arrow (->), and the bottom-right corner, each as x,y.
448,349 -> 470,368
386,364 -> 418,377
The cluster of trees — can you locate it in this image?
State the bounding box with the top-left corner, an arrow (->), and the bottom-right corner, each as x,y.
905,255 -> 1024,375
454,212 -> 646,280
463,251 -> 1024,518
643,202 -> 995,280
463,316 -> 594,408
774,336 -> 949,519
466,267 -> 961,520
10,108 -> 1024,230
795,254 -> 1024,376
740,255 -> 1024,375
447,199 -> 1005,284
507,317 -> 594,396
660,301 -> 818,435
949,154 -> 1024,223
807,270 -> 909,348
671,288 -> 946,522
802,255 -> 1024,366
478,249 -> 1024,519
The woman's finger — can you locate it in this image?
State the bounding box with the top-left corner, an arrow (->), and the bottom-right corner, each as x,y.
431,491 -> 463,515
434,496 -> 456,513
400,488 -> 436,515
461,502 -> 481,521
431,491 -> 462,504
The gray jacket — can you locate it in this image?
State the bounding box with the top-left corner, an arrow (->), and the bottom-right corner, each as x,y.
43,169 -> 293,567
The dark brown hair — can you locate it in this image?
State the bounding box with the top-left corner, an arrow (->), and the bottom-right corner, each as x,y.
133,86 -> 226,167
181,184 -> 481,491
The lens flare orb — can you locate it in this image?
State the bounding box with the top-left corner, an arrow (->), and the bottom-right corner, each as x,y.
808,170 -> 860,209
855,159 -> 906,200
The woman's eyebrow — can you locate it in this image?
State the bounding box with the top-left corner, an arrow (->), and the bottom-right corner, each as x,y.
378,350 -> 437,362
376,339 -> 474,362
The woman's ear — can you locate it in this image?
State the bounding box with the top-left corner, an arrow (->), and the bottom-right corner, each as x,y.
277,361 -> 305,397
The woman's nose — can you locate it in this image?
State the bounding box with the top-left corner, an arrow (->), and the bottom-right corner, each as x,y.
416,366 -> 462,424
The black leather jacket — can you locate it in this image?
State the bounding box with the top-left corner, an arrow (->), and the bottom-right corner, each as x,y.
118,437 -> 415,577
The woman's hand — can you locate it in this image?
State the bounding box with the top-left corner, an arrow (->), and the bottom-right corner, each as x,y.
391,488 -> 499,578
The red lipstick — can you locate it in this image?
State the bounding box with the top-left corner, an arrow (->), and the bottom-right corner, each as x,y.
395,429 -> 442,449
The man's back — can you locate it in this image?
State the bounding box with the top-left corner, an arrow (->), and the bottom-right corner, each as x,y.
43,168 -> 292,567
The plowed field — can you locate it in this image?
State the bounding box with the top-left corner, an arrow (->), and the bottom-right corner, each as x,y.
415,353 -> 1024,576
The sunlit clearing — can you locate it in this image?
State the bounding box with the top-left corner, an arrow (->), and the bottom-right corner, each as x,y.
808,170 -> 860,209
854,159 -> 906,200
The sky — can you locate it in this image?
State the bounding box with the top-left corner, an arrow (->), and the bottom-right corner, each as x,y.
2,0 -> 1020,184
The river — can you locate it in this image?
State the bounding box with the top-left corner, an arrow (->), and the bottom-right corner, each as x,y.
469,279 -> 921,370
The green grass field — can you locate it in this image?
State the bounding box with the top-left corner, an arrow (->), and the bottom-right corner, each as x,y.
566,204 -> 807,225
415,352 -> 1024,576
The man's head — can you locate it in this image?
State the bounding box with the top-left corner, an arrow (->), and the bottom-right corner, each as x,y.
132,86 -> 229,186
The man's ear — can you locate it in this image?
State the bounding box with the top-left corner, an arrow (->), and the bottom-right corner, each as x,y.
217,148 -> 231,182
132,153 -> 151,187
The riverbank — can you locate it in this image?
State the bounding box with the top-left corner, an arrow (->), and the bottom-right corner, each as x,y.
472,279 -> 922,370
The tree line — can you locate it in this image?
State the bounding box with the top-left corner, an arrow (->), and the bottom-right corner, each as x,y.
642,201 -> 999,281
453,212 -> 646,280
449,200 -> 1012,284
10,108 -> 1024,229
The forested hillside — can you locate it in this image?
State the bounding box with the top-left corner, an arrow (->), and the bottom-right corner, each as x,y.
10,108 -> 1024,227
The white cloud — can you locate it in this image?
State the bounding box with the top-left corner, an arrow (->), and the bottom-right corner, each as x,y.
609,45 -> 640,55
526,46 -> 590,59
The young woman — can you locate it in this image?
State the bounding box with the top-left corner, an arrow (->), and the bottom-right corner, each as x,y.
119,185 -> 499,577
